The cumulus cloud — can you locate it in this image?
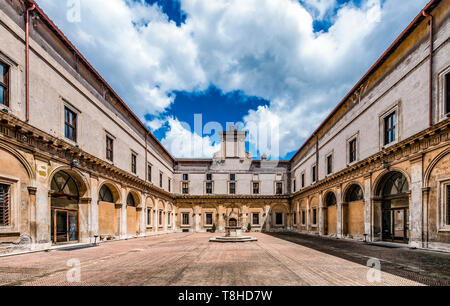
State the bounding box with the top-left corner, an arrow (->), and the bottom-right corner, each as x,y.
36,0 -> 429,158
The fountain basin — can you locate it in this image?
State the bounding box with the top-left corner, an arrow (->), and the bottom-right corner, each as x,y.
209,226 -> 258,243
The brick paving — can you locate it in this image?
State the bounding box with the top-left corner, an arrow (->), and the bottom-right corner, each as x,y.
0,232 -> 446,286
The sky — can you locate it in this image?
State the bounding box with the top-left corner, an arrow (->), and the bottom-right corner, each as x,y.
35,0 -> 430,159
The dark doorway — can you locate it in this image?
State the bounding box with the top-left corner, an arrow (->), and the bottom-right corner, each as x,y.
50,171 -> 80,244
228,218 -> 237,227
379,172 -> 410,243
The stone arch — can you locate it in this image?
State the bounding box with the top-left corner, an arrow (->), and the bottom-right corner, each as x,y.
126,190 -> 141,207
0,142 -> 35,182
343,182 -> 364,203
98,181 -> 121,203
271,203 -> 288,229
342,183 -> 365,238
48,166 -> 89,199
373,167 -> 411,198
323,191 -> 338,236
424,147 -> 450,187
126,190 -> 141,237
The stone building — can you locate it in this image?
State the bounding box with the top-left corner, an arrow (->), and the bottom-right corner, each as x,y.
0,0 -> 449,254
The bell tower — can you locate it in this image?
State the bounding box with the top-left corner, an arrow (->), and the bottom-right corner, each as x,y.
219,126 -> 247,159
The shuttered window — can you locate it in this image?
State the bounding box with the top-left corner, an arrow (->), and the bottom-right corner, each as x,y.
0,184 -> 10,226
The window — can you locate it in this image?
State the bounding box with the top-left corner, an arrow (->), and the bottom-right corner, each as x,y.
327,154 -> 333,175
167,212 -> 171,225
301,210 -> 306,225
252,213 -> 260,225
126,193 -> 136,207
293,179 -> 296,192
0,62 -> 9,106
229,182 -> 236,194
206,173 -> 212,181
384,112 -> 396,145
205,213 -> 213,225
230,174 -> 236,181
159,172 -> 163,188
182,213 -> 190,225
0,184 -> 10,226
346,184 -> 364,202
147,164 -> 152,182
275,213 -> 283,225
168,179 -> 171,192
312,208 -> 317,225
446,73 -> 450,115
301,173 -> 305,188
183,174 -> 189,181
159,210 -> 162,226
349,138 -> 357,163
206,182 -> 212,194
253,182 -> 260,194
312,165 -> 317,183
64,107 -> 77,142
147,208 -> 152,226
276,182 -> 283,195
182,182 -> 189,194
131,153 -> 137,174
293,212 -> 297,225
99,185 -> 114,202
106,136 -> 114,162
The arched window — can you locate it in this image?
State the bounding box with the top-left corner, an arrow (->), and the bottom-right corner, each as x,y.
51,171 -> 79,200
99,185 -> 114,203
345,185 -> 363,202
325,192 -> 337,207
127,193 -> 136,207
382,172 -> 409,197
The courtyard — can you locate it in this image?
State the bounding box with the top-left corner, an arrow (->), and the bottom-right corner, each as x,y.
0,233 -> 448,286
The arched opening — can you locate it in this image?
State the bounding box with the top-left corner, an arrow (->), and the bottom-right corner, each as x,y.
50,171 -> 80,244
126,191 -> 140,236
343,184 -> 364,238
98,183 -> 120,239
324,192 -> 337,235
228,218 -> 237,227
377,172 -> 410,243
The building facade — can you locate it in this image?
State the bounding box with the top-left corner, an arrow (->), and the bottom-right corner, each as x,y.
0,0 -> 449,254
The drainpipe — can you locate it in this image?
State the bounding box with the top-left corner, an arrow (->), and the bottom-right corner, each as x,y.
422,9 -> 433,128
25,2 -> 36,123
145,133 -> 148,181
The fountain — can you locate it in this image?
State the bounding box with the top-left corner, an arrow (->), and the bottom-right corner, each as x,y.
209,205 -> 258,243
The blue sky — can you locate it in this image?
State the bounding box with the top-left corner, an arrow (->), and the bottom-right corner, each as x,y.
36,0 -> 430,159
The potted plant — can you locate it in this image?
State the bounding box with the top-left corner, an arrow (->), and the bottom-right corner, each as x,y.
211,223 -> 216,233
247,223 -> 252,232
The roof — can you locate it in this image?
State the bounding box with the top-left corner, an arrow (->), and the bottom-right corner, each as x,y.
289,0 -> 441,162
26,0 -> 175,163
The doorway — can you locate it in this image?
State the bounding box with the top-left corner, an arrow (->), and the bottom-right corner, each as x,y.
379,172 -> 410,244
50,171 -> 81,244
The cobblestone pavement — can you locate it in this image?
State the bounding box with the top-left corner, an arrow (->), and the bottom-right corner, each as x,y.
270,232 -> 450,286
0,232 -> 445,286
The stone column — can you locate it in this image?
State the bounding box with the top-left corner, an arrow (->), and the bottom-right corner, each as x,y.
194,205 -> 201,232
163,204 -> 168,232
372,199 -> 382,241
218,205 -> 225,232
27,186 -> 37,249
364,175 -> 372,242
79,197 -> 91,243
120,188 -> 127,239
264,204 -> 271,232
318,193 -> 325,235
154,199 -> 159,233
410,154 -> 424,248
139,195 -> 146,236
242,204 -> 248,229
306,198 -> 311,232
35,160 -> 50,249
90,176 -> 99,240
336,188 -> 343,238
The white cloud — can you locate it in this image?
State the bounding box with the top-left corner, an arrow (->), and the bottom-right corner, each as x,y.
35,0 -> 429,158
161,118 -> 220,158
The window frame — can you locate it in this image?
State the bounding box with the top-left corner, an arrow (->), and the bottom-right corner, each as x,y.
252,213 -> 260,226
205,213 -> 213,226
0,183 -> 10,227
64,106 -> 77,142
301,172 -> 305,188
384,111 -> 397,146
147,164 -> 152,182
229,181 -> 236,194
275,182 -> 283,195
311,164 -> 317,183
326,153 -> 333,176
147,208 -> 152,226
131,152 -> 137,174
347,133 -> 359,165
252,182 -> 260,195
105,135 -> 114,162
182,212 -> 190,226
438,179 -> 450,231
182,182 -> 189,194
312,207 -> 317,226
275,212 -> 283,226
159,172 -> 163,188
205,181 -> 213,194
0,61 -> 10,107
